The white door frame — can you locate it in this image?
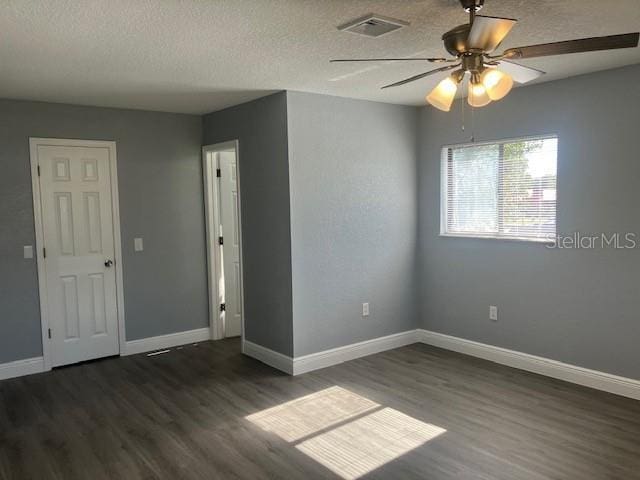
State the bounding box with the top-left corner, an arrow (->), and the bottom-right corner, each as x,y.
202,140 -> 245,341
29,138 -> 126,371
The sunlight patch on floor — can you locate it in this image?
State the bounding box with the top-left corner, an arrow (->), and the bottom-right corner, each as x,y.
246,386 -> 446,479
245,386 -> 379,442
296,407 -> 445,479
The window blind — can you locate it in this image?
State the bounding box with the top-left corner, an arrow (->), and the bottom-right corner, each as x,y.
441,136 -> 558,241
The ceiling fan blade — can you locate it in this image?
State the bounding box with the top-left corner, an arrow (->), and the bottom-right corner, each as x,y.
497,60 -> 545,84
381,64 -> 460,89
330,58 -> 451,63
467,15 -> 518,53
503,32 -> 640,59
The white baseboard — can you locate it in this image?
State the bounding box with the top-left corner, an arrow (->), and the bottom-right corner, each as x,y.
0,356 -> 45,381
293,330 -> 419,375
242,340 -> 294,375
242,331 -> 418,376
124,328 -> 211,356
418,329 -> 640,401
5,327 -> 638,402
243,328 -> 640,401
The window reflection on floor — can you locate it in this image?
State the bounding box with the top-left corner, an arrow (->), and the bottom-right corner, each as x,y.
246,386 -> 446,479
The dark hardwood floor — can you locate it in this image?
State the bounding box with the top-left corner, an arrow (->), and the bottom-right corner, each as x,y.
1,339 -> 639,480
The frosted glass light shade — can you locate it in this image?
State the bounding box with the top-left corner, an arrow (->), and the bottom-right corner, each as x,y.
481,68 -> 514,101
426,76 -> 458,112
467,82 -> 492,107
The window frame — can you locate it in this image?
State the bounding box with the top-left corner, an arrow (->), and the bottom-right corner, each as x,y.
440,134 -> 559,244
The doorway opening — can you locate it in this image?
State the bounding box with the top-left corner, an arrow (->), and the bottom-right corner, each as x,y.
203,141 -> 245,341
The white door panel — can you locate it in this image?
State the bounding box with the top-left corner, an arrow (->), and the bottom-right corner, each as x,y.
219,151 -> 242,338
38,145 -> 119,366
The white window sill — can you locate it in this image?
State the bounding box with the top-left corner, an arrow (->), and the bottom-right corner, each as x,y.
439,233 -> 555,244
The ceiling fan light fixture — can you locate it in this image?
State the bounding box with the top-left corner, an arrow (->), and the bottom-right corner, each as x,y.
426,75 -> 459,111
467,80 -> 492,107
481,68 -> 514,100
336,0 -> 639,114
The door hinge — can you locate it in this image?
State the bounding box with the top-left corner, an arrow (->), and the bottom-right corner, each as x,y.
220,303 -> 226,312
218,236 -> 224,246
37,165 -> 41,177
43,247 -> 46,258
48,328 -> 51,339
216,168 -> 221,178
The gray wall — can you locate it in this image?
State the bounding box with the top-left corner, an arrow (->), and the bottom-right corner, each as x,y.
202,92 -> 294,356
287,92 -> 419,356
418,65 -> 640,379
3,65 -> 638,378
0,99 -> 207,363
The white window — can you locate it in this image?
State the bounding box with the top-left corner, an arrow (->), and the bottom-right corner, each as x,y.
441,135 -> 558,242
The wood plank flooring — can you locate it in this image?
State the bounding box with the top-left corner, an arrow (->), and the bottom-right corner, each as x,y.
1,339 -> 639,479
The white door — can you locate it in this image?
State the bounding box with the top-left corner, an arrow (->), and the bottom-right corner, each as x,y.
219,151 -> 242,337
37,144 -> 120,366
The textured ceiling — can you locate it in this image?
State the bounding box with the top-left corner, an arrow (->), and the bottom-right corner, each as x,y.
1,0 -> 638,114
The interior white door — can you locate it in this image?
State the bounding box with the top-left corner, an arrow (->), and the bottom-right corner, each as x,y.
38,144 -> 120,366
218,151 -> 242,337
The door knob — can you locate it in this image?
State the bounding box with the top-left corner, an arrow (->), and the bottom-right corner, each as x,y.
105,259 -> 114,268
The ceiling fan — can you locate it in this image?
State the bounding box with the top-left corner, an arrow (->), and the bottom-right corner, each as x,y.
331,0 -> 639,111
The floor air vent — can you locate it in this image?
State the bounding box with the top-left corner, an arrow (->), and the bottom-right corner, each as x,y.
338,15 -> 409,38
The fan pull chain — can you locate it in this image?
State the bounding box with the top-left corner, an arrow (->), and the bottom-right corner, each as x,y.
459,78 -> 475,143
470,102 -> 475,143
460,82 -> 465,133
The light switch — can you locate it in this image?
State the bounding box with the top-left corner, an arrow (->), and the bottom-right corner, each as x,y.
23,245 -> 34,259
134,237 -> 144,252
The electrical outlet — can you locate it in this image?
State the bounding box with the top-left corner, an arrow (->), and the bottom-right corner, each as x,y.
489,305 -> 498,321
362,303 -> 369,317
134,237 -> 144,252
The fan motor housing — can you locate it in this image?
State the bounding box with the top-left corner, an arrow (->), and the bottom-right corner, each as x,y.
442,24 -> 473,56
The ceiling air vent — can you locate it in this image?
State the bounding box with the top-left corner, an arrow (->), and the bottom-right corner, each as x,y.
338,14 -> 409,38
